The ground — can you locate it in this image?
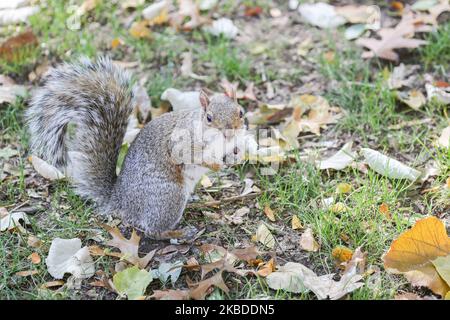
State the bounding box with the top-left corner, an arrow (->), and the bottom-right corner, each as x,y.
0,0 -> 449,300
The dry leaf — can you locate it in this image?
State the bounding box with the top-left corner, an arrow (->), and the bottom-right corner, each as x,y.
150,289 -> 190,300
225,207 -> 249,225
379,203 -> 391,219
437,126 -> 450,148
46,238 -> 95,280
336,183 -> 352,194
332,247 -> 353,264
426,83 -> 450,105
397,90 -> 427,110
0,211 -> 29,232
103,224 -> 155,268
29,252 -> 41,264
300,228 -> 320,252
257,258 -> 276,277
255,223 -> 275,249
383,216 -> 450,297
291,215 -> 303,230
189,270 -> 229,300
41,280 -> 65,289
263,205 -> 276,222
205,18 -> 238,39
361,148 -> 421,182
16,270 -> 38,277
356,13 -> 427,61
298,3 -> 346,29
129,20 -> 152,39
0,6 -> 39,26
0,30 -> 38,61
318,142 -> 356,170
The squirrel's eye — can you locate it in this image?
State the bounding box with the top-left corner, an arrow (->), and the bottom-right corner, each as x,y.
206,114 -> 212,122
239,110 -> 243,118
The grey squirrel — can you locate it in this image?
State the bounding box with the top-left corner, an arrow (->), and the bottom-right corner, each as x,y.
26,56 -> 245,238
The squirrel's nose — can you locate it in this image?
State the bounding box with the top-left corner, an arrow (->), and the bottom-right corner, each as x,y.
233,147 -> 239,155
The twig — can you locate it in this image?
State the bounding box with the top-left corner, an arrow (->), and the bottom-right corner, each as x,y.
187,192 -> 260,209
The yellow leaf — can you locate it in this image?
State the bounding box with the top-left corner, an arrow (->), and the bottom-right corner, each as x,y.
111,38 -> 122,49
291,215 -> 303,230
379,203 -> 391,219
330,202 -> 347,213
149,9 -> 168,26
332,247 -> 353,263
129,21 -> 152,39
383,216 -> 450,297
257,258 -> 276,277
336,182 -> 352,194
264,205 -> 276,222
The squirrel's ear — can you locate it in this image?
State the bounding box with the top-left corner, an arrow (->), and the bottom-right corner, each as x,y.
199,88 -> 211,110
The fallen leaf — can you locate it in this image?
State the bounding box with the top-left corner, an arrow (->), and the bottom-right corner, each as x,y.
41,280 -> 65,289
103,224 -> 155,268
150,289 -> 190,300
154,260 -> 183,284
356,13 -> 427,61
0,6 -> 39,26
200,175 -> 213,188
29,155 -> 65,181
387,63 -> 420,89
437,126 -> 450,148
317,142 -> 356,170
361,148 -> 421,182
257,258 -> 276,277
225,207 -> 249,225
113,266 -> 153,300
383,216 -> 450,297
0,211 -> 29,232
379,203 -> 391,219
298,2 -> 346,29
426,83 -> 450,105
129,20 -> 152,39
29,252 -> 41,264
142,0 -> 168,23
397,90 -> 427,110
0,30 -> 38,62
432,255 -> 450,288
0,76 -> 26,104
45,238 -> 95,280
244,6 -> 263,17
336,5 -> 380,25
332,247 -> 353,264
336,183 -> 352,194
205,18 -> 238,39
267,253 -> 364,299
291,215 -> 303,230
27,235 -> 42,248
300,228 -> 320,252
189,270 -> 229,300
171,0 -> 207,30
330,202 -> 347,213
15,270 -> 38,277
255,223 -> 275,249
263,205 -> 276,222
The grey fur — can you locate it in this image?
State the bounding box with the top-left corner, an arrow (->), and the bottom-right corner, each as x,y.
26,56 -> 244,237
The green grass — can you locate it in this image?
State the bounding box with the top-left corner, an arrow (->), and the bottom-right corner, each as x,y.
421,22 -> 450,73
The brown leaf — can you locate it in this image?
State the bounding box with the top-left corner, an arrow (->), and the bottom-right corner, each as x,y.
150,289 -> 190,300
0,30 -> 38,62
102,224 -> 155,268
28,252 -> 41,264
291,215 -> 303,230
244,6 -> 263,17
189,270 -> 229,300
257,258 -> 275,277
16,270 -> 38,277
356,13 -> 427,61
264,205 -> 276,222
41,280 -> 65,289
171,0 -> 208,30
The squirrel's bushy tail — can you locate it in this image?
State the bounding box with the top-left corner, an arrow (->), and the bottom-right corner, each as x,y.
26,56 -> 136,204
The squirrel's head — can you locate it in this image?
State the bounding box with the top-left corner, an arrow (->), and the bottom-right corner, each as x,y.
199,88 -> 244,136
